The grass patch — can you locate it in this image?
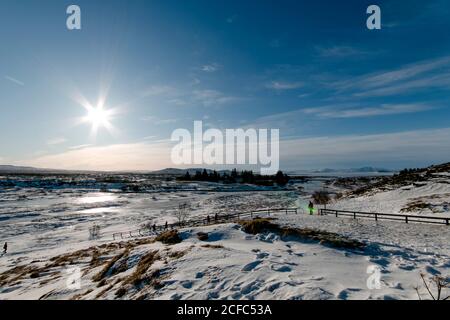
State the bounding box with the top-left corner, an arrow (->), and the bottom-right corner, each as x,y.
197,232 -> 209,241
115,287 -> 127,298
95,284 -> 113,299
155,230 -> 182,244
168,249 -> 189,259
240,218 -> 278,234
239,218 -> 365,250
92,249 -> 130,282
401,201 -> 431,212
201,244 -> 224,249
125,251 -> 160,286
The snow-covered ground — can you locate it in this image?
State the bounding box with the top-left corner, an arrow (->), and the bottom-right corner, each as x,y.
0,174 -> 449,300
333,180 -> 450,216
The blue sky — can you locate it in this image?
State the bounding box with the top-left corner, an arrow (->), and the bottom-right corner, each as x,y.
1,0 -> 450,171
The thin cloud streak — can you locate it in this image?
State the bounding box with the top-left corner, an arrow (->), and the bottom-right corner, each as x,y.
4,75 -> 25,86
302,103 -> 435,119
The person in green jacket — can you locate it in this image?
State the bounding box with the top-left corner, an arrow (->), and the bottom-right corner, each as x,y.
308,201 -> 314,215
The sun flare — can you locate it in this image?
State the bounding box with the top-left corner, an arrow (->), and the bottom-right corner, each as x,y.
85,105 -> 110,129
74,91 -> 118,137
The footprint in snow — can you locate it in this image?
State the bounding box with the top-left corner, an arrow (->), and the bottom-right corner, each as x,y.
180,280 -> 193,289
425,265 -> 441,275
256,252 -> 269,259
271,264 -> 292,272
337,288 -> 362,300
242,260 -> 263,271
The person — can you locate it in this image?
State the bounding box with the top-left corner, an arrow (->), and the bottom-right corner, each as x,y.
206,215 -> 211,224
3,242 -> 7,254
308,201 -> 314,215
152,224 -> 156,232
214,213 -> 218,222
165,221 -> 168,230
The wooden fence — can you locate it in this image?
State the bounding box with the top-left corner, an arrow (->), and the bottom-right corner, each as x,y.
111,207 -> 298,240
320,209 -> 450,226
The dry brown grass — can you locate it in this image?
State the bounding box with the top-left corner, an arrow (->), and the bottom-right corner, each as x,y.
239,219 -> 365,250
201,244 -> 224,249
70,289 -> 93,300
125,251 -> 159,286
47,249 -> 92,268
400,200 -> 430,212
0,265 -> 39,286
94,284 -> 113,299
115,287 -> 127,298
168,249 -> 189,259
155,230 -> 182,244
239,218 -> 278,234
197,232 -> 209,241
92,249 -> 130,282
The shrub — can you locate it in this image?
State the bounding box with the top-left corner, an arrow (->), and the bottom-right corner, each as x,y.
312,190 -> 331,210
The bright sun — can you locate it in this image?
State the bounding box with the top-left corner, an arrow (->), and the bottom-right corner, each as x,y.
86,106 -> 110,128
81,103 -> 115,136
73,91 -> 119,137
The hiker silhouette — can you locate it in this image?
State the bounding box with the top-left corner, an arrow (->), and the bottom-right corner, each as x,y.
308,201 -> 314,215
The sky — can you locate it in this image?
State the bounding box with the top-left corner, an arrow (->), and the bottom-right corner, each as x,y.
1,0 -> 450,171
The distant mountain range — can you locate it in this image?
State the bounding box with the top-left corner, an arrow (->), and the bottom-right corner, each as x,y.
313,167 -> 393,173
0,165 -> 392,175
0,165 -> 96,174
0,165 -> 63,174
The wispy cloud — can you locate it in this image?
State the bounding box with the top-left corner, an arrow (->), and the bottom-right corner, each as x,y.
316,46 -> 370,58
20,141 -> 173,171
68,144 -> 92,150
266,81 -> 304,90
332,56 -> 450,97
302,103 -> 434,119
4,75 -> 25,86
248,103 -> 435,131
142,85 -> 177,97
280,127 -> 450,169
47,137 -> 67,145
201,63 -> 221,73
193,89 -> 240,106
141,83 -> 239,107
141,116 -> 178,124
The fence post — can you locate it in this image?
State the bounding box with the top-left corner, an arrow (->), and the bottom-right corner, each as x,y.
405,216 -> 408,224
353,212 -> 356,219
375,213 -> 378,222
335,211 -> 338,217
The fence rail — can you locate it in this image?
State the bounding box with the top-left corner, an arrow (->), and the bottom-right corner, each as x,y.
111,207 -> 298,240
320,209 -> 450,226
